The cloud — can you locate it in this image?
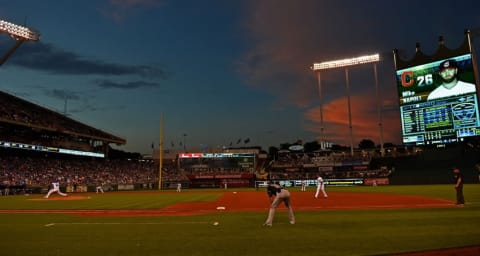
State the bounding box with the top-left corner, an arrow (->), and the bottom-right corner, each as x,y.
94,79 -> 161,89
236,1 -> 323,108
69,102 -> 126,114
238,0 -> 403,144
4,40 -> 170,79
101,0 -> 166,22
44,89 -> 81,101
304,93 -> 401,146
46,92 -> 126,115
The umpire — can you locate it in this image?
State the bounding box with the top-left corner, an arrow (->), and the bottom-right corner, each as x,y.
263,181 -> 295,227
453,167 -> 465,206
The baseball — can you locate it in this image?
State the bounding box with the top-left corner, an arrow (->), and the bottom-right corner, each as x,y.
213,222 -> 219,226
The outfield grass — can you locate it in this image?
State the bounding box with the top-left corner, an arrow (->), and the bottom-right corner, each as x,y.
0,185 -> 479,256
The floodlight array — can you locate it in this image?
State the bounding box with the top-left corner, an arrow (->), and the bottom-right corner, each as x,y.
313,53 -> 379,70
0,19 -> 40,41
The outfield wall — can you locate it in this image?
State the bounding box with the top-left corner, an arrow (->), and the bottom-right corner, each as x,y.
389,147 -> 479,185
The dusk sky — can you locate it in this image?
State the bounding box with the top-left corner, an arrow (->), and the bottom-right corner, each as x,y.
1,0 -> 480,155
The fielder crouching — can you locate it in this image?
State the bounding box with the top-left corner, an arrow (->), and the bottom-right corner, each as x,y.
263,181 -> 295,227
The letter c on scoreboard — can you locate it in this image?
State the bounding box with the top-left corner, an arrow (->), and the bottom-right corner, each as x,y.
401,71 -> 414,87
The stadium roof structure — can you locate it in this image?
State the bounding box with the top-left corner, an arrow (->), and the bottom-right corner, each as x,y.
393,30 -> 474,70
0,90 -> 126,145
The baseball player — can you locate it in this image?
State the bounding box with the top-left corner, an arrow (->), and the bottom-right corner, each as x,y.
96,181 -> 105,194
176,182 -> 182,192
300,180 -> 306,191
263,181 -> 295,227
44,180 -> 68,198
314,175 -> 328,198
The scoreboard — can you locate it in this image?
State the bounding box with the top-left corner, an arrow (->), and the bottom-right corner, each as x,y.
395,53 -> 480,146
400,95 -> 480,145
178,152 -> 256,169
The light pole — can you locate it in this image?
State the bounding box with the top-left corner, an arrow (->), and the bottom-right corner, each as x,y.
345,67 -> 354,157
315,72 -> 325,148
183,133 -> 187,152
159,114 -> 164,190
373,63 -> 384,156
312,54 -> 380,156
0,19 -> 40,66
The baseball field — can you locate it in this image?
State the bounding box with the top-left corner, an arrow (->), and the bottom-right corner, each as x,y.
1,184 -> 479,256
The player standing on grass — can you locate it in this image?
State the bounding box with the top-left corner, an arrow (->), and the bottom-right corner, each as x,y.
300,180 -> 306,191
263,181 -> 295,227
453,167 -> 465,206
44,180 -> 67,198
315,175 -> 328,198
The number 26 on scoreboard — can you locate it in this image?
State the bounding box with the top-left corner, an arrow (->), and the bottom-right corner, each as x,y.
401,71 -> 433,87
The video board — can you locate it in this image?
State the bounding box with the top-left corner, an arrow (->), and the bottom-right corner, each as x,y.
178,152 -> 256,169
395,53 -> 480,145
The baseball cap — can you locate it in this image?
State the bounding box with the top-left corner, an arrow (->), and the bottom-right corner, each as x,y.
439,59 -> 457,71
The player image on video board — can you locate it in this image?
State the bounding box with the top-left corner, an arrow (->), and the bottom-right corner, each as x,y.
395,53 -> 480,146
396,53 -> 477,105
427,58 -> 476,100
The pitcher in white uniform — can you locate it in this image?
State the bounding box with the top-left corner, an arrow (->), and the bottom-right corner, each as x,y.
44,181 -> 68,198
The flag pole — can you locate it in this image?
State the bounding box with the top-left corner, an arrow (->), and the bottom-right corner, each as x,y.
158,113 -> 164,190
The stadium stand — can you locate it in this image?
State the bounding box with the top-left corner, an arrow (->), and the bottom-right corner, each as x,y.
266,150 -> 392,181
0,90 -> 125,156
3,90 -> 478,196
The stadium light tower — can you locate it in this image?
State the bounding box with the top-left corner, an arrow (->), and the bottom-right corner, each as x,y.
0,19 -> 40,66
312,53 -> 383,156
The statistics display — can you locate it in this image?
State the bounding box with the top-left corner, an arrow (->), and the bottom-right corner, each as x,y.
395,53 -> 480,145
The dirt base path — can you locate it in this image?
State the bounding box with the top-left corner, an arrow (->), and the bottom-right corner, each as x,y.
5,190 -> 455,217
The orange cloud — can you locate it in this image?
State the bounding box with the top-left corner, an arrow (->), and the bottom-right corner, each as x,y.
239,1 -> 403,146
304,92 -> 401,146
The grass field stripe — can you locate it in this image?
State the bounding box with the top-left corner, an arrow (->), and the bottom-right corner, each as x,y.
466,201 -> 480,204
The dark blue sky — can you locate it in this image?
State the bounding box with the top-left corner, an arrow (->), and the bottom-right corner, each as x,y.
1,0 -> 480,154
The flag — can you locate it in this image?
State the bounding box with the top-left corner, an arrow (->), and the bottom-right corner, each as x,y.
171,141 -> 174,147
236,138 -> 241,144
151,142 -> 154,149
229,141 -> 233,146
244,138 -> 250,144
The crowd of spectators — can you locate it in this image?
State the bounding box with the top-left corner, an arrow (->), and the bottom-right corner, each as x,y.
268,167 -> 392,181
0,146 -> 395,196
272,151 -> 371,168
0,155 -> 167,193
0,151 -> 395,195
267,151 -> 393,180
